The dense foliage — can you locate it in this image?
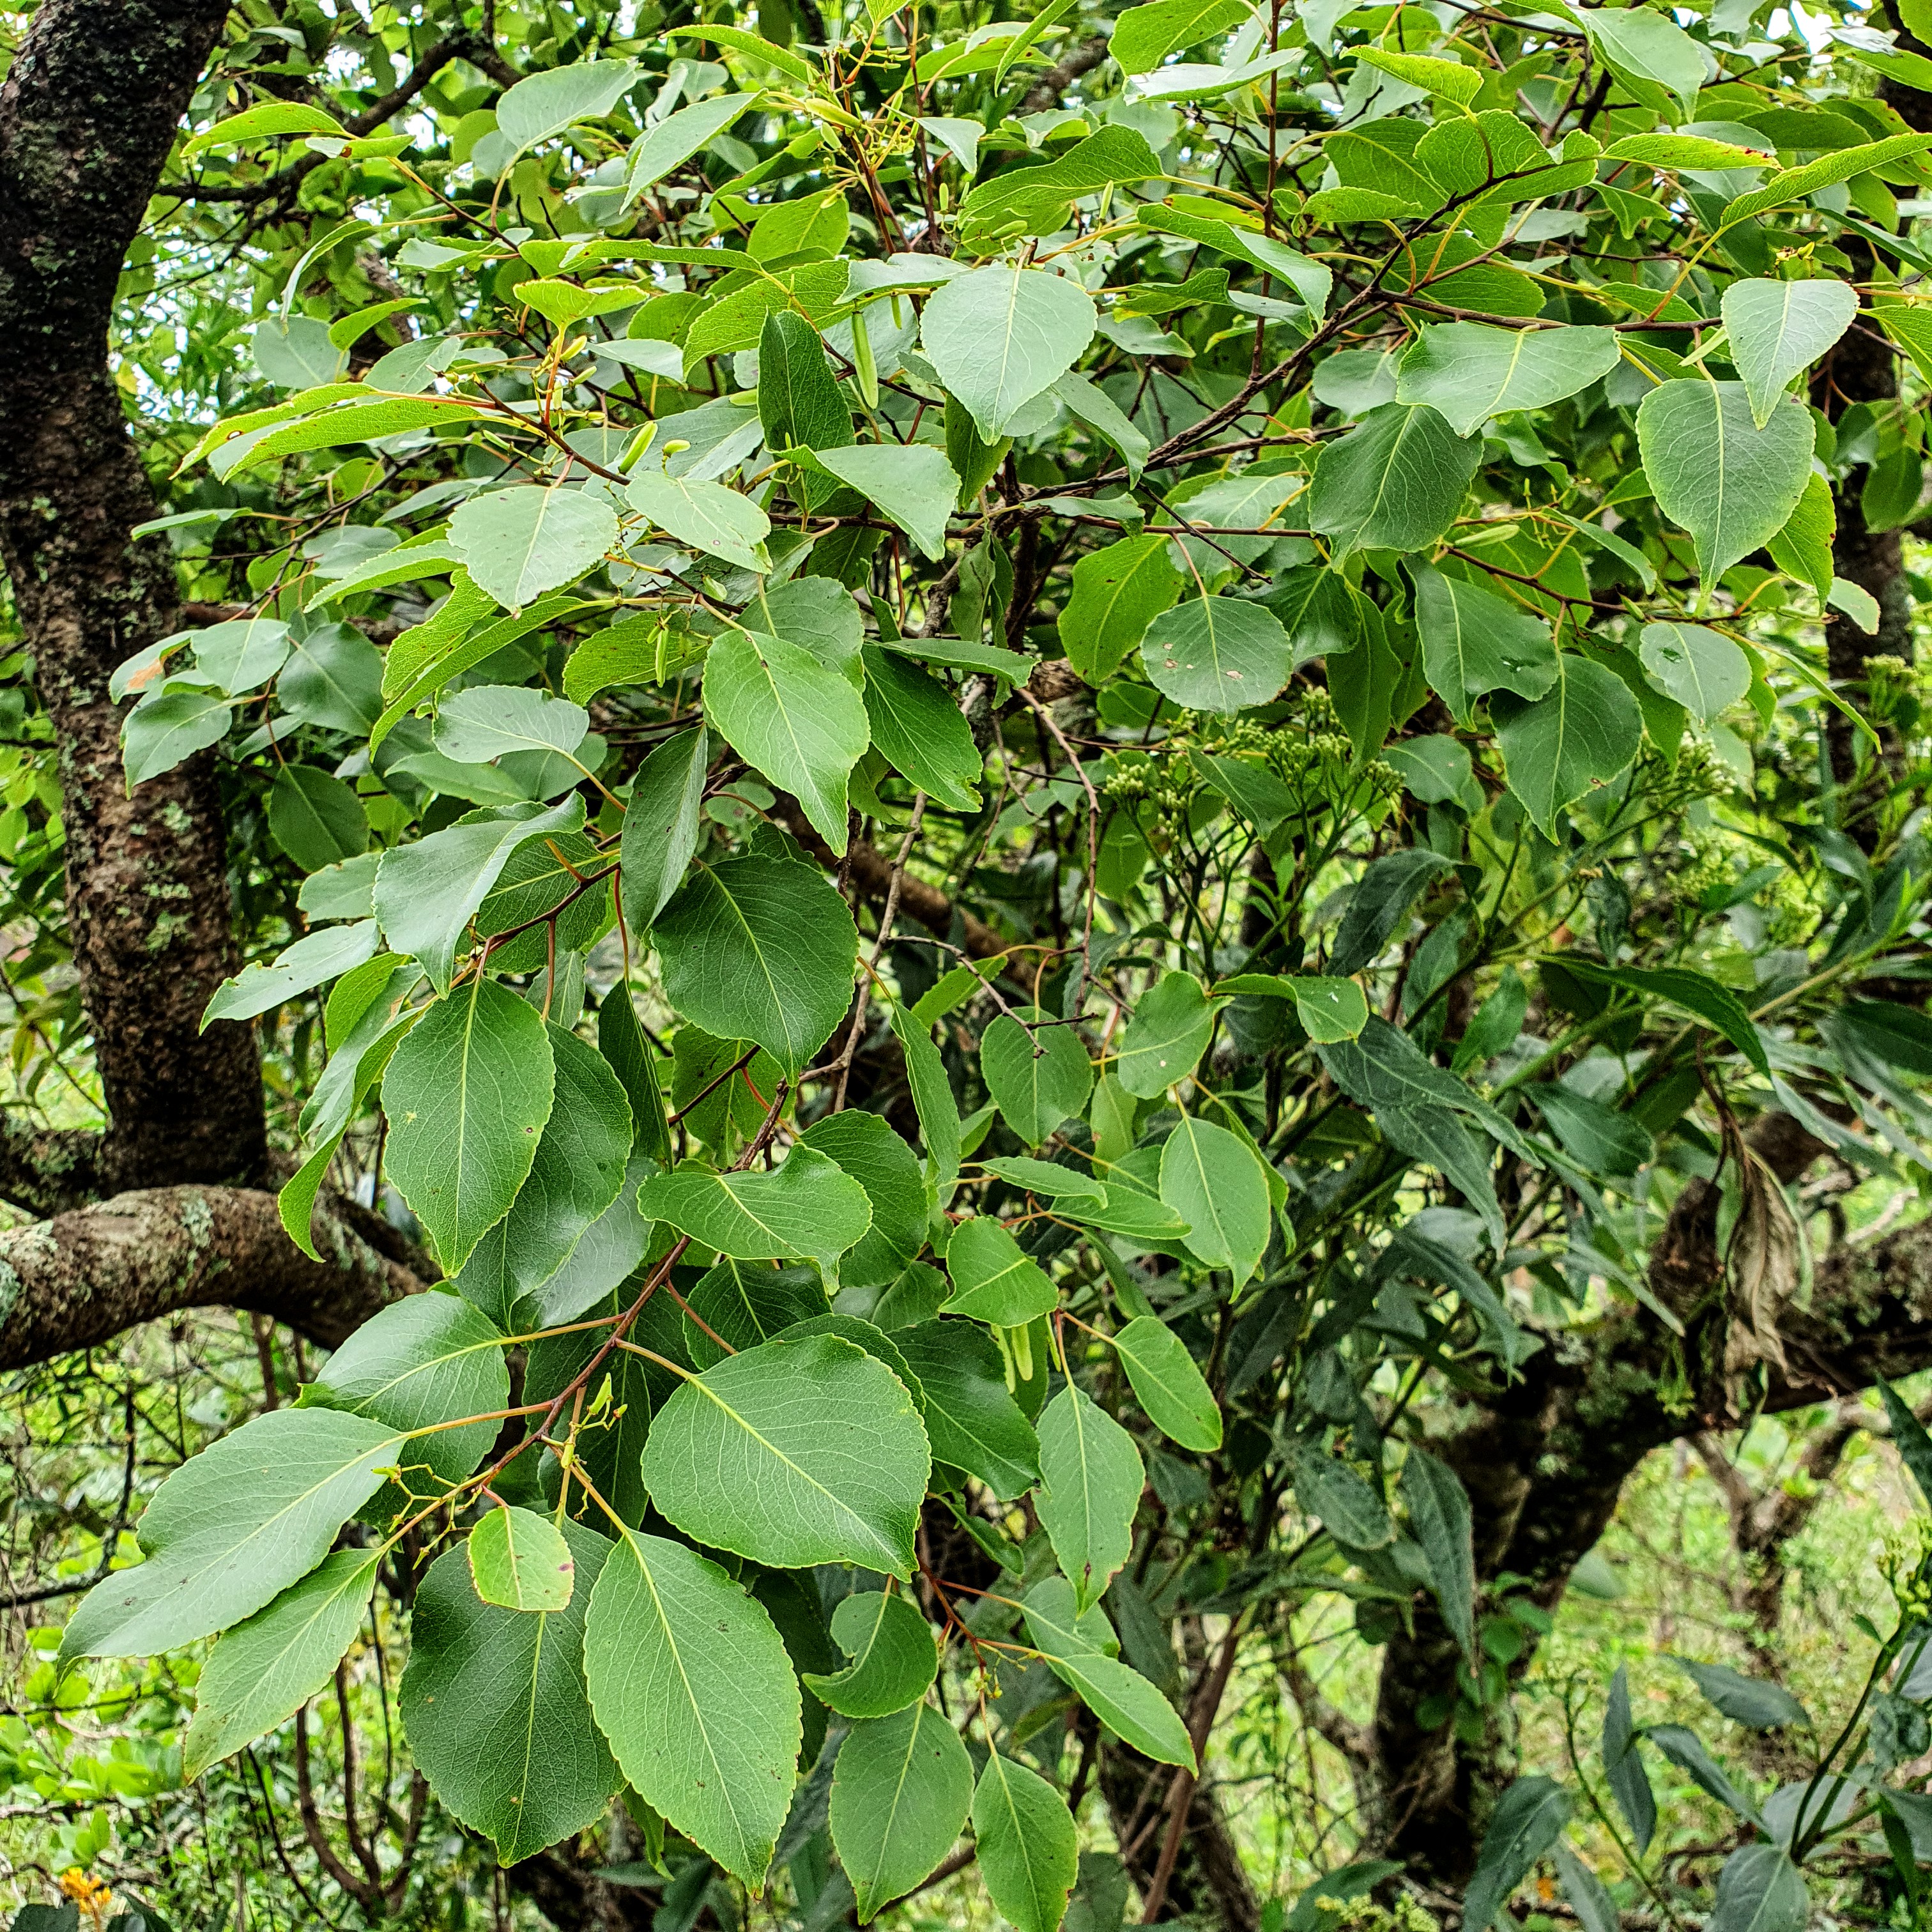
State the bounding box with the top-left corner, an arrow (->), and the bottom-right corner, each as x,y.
10,0 -> 1932,1923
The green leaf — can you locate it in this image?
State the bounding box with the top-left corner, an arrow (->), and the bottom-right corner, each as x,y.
655,854 -> 858,1079
586,1528 -> 801,1885
812,443 -> 962,561
1603,1664 -> 1655,1851
434,685 -> 590,765
1411,564 -> 1558,726
1552,1840 -> 1620,1932
1021,1577 -> 1195,1767
760,308 -> 853,456
448,486 -> 618,609
1402,1446 -> 1476,1664
623,93 -> 762,204
982,1006 -> 1093,1146
1721,133 -> 1932,228
1636,381 -> 1814,589
982,1155 -> 1103,1202
1158,1114 -> 1271,1287
1493,654 -> 1643,836
1057,533 -> 1180,684
1395,323 -> 1620,438
747,576 -> 866,684
641,1145 -> 872,1276
627,468 -> 772,573
1053,371 -> 1151,484
640,1332 -> 930,1575
1290,1443 -> 1393,1547
599,983 -> 670,1162
1533,1085 -> 1651,1177
702,631 -> 870,852
1580,4 -> 1703,111
123,688 -> 233,786
956,126 -> 1162,242
183,99 -> 347,158
469,1505 -> 575,1612
619,725 -> 708,936
1644,1724 -> 1766,1828
61,1408 -> 402,1660
1140,597 -> 1293,715
893,1008 -> 963,1192
683,1259 -> 828,1367
896,1321 -> 1041,1498
921,266 -> 1098,439
944,1216 -> 1058,1326
1637,622 -> 1750,721
374,795 -> 586,993
1878,1378 -> 1932,1510
1708,1845 -> 1807,1932
1115,971 -> 1223,1099
279,621 -> 383,733
1112,1316 -> 1222,1452
203,921 -> 379,1027
382,976 -> 556,1273
494,1023 -> 632,1296
831,1702 -> 975,1923
300,1289 -> 509,1491
802,1589 -> 940,1718
1308,403 -> 1480,555
1464,1776 -> 1573,1931
401,1520 -> 620,1864
1720,278 -> 1857,429
1672,1657 -> 1810,1730
496,57 -> 641,151
859,645 -> 984,809
268,764 -> 367,871
798,1110 -> 929,1289
182,1549 -> 379,1777
972,1753 -> 1080,1932
1560,959 -> 1769,1075
1216,972 -> 1371,1043
1036,1384 -> 1142,1611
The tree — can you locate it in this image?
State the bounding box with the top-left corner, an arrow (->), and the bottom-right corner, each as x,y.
6,0 -> 1932,1924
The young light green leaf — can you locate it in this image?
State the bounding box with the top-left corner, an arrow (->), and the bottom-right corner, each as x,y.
183,1549 -> 379,1779
640,1333 -> 931,1574
61,1407 -> 402,1660
1721,278 -> 1857,429
1638,622 -> 1750,721
624,93 -> 761,205
1411,564 -> 1558,725
896,1321 -> 1042,1499
1159,1114 -> 1271,1287
1309,403 -> 1480,555
944,1215 -> 1059,1326
655,854 -> 859,1078
496,57 -> 640,151
627,468 -> 772,573
813,443 -> 962,561
982,1006 -> 1092,1146
469,1504 -> 575,1612
1036,1384 -> 1143,1611
1112,1315 -> 1222,1451
1493,654 -> 1643,837
585,1528 -> 802,1887
448,486 -> 618,609
802,1589 -> 940,1718
203,921 -> 379,1028
702,630 -> 870,852
1395,323 -> 1620,438
832,1701 -> 975,1922
1021,1575 -> 1195,1767
381,976 -> 557,1273
1140,596 -> 1293,716
401,1521 -> 620,1864
1111,0 -> 1250,72
921,265 -> 1098,439
1636,382 -> 1814,588
972,1752 -> 1080,1932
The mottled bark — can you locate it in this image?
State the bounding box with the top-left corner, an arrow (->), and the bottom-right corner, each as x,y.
0,0 -> 265,1195
0,1186 -> 420,1372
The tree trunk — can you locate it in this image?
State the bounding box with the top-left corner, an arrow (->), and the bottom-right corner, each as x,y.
0,0 -> 265,1196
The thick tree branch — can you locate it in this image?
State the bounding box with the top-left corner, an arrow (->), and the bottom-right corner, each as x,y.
0,1186 -> 418,1372
0,1115 -> 102,1217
